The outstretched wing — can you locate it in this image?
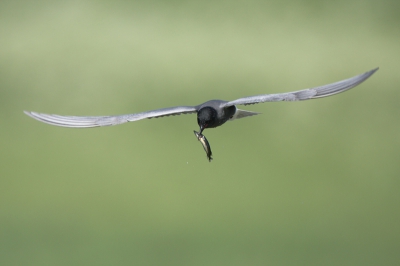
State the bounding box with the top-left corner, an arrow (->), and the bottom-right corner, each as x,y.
24,106 -> 197,128
223,68 -> 378,107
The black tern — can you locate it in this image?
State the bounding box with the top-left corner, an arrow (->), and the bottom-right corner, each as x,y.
24,68 -> 378,160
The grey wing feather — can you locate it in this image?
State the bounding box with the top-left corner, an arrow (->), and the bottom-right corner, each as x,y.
224,68 -> 378,107
24,106 -> 197,128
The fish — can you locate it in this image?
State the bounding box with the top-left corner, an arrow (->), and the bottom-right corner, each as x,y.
194,130 -> 213,162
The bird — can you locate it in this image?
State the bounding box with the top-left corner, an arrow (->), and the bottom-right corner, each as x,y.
24,68 -> 378,135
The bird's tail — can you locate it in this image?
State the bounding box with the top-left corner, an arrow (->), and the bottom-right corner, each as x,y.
229,109 -> 261,121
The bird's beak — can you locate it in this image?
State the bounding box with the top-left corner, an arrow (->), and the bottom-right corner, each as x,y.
199,125 -> 204,135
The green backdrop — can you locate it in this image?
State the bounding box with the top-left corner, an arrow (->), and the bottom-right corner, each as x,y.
1,1 -> 399,265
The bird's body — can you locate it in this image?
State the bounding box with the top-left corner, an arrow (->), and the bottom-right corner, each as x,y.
196,100 -> 238,130
24,68 -> 378,160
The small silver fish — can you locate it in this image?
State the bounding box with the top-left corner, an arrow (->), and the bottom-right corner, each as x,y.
194,130 -> 213,162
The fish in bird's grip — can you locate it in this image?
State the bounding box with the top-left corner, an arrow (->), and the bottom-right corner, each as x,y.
194,131 -> 213,162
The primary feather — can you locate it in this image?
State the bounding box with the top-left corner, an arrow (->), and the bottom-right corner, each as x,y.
24,106 -> 197,128
223,68 -> 378,107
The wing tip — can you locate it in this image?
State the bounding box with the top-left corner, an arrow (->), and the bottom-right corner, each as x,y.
353,66 -> 379,86
23,110 -> 39,119
23,110 -> 96,128
366,67 -> 379,77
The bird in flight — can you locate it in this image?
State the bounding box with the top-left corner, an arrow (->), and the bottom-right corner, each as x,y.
25,68 -> 378,160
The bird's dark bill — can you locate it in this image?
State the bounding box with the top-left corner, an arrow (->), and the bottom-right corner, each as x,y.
193,130 -> 213,162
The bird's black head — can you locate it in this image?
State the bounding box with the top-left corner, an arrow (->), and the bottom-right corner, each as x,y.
197,107 -> 217,134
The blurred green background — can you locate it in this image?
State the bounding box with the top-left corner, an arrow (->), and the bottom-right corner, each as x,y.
1,0 -> 399,265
